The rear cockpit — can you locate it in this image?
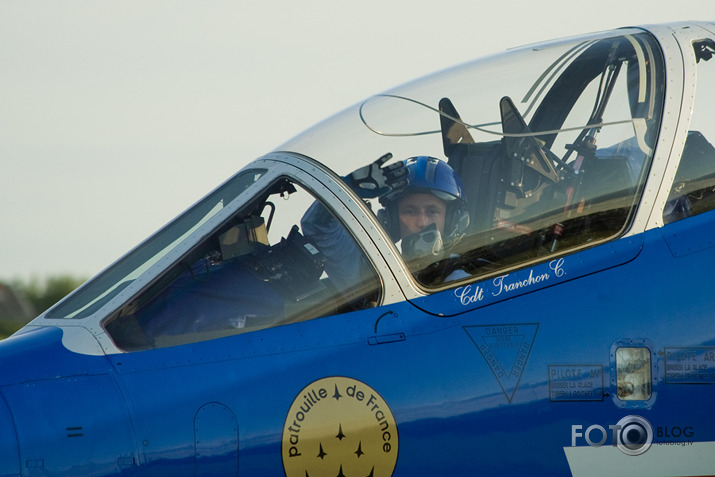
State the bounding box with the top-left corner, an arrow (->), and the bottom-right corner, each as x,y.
317,31 -> 668,286
428,34 -> 665,285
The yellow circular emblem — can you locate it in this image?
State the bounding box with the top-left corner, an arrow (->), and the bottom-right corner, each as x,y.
282,376 -> 399,477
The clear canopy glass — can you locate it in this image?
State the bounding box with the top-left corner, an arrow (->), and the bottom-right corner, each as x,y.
279,29 -> 665,286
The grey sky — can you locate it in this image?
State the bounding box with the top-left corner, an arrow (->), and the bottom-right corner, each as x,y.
1,0 -> 711,281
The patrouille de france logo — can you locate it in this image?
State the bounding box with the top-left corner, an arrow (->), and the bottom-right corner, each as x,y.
282,376 -> 399,477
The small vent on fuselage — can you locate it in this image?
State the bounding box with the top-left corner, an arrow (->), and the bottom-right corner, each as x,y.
66,426 -> 84,438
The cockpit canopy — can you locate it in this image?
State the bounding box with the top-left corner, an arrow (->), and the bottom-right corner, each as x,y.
281,29 -> 665,285
45,28 -> 677,352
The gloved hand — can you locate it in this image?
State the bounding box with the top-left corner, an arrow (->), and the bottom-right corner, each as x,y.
345,153 -> 409,199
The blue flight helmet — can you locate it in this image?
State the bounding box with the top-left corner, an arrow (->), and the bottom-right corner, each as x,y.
378,156 -> 469,245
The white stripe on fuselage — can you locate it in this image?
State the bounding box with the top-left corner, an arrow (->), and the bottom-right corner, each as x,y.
564,442 -> 715,477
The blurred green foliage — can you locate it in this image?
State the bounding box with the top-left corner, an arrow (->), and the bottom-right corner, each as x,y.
0,321 -> 20,341
13,275 -> 85,315
0,275 -> 85,339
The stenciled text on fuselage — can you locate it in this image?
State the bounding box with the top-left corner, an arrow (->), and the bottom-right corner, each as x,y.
455,258 -> 565,306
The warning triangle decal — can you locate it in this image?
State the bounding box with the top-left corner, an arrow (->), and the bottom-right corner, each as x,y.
464,324 -> 539,403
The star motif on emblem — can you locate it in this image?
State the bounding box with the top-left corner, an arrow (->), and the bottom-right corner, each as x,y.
317,443 -> 327,460
332,385 -> 343,401
335,424 -> 346,441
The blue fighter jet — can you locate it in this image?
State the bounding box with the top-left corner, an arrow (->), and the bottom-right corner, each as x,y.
2,20 -> 715,477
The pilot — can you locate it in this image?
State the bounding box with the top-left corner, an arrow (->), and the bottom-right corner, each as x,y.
376,155 -> 469,270
301,154 -> 469,287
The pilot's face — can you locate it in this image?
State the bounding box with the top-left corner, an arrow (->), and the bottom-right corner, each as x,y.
397,192 -> 447,238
